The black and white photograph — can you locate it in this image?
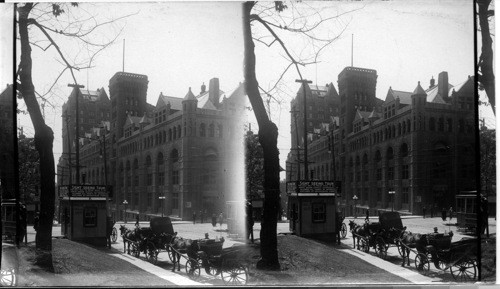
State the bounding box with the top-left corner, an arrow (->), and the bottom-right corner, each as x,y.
0,0 -> 496,286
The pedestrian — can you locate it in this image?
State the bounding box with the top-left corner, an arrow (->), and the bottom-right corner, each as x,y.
422,206 -> 426,219
218,212 -> 223,227
365,208 -> 370,223
211,213 -> 217,227
33,212 -> 40,232
106,216 -> 114,249
193,211 -> 197,224
430,206 -> 434,218
200,211 -> 204,223
448,207 -> 453,222
246,202 -> 254,243
441,208 -> 447,221
335,211 -> 342,245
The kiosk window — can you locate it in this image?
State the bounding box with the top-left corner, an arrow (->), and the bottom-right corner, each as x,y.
83,207 -> 97,227
312,203 -> 326,223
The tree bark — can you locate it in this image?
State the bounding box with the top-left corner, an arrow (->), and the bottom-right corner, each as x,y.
18,3 -> 55,271
243,1 -> 280,270
477,0 -> 495,115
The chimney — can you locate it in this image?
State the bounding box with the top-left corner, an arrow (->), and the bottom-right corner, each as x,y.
209,78 -> 220,106
201,82 -> 206,94
429,76 -> 435,88
438,71 -> 448,98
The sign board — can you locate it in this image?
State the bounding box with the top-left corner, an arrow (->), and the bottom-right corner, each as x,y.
287,181 -> 337,196
185,202 -> 192,208
58,185 -> 108,201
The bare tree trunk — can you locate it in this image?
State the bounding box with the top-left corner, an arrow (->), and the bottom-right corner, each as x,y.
477,0 -> 495,115
243,2 -> 280,270
18,3 -> 55,270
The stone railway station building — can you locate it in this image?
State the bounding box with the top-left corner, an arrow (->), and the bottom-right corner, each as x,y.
287,66 -> 476,216
58,72 -> 245,221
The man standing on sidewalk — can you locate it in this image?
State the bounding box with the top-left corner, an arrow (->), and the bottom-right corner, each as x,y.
192,211 -> 197,224
422,206 -> 426,219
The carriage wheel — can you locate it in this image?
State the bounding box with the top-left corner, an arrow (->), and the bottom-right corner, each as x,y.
131,243 -> 140,258
111,227 -> 118,243
341,223 -> 348,239
375,237 -> 388,259
415,253 -> 430,273
185,259 -> 201,280
146,242 -> 158,265
0,268 -> 17,287
450,258 -> 476,282
221,260 -> 248,285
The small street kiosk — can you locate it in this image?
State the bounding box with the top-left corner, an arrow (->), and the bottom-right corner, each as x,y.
287,181 -> 337,238
59,185 -> 109,246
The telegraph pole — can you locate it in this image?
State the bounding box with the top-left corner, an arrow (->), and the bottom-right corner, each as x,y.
290,108 -> 301,180
295,79 -> 312,180
101,123 -> 109,217
68,83 -> 84,184
64,110 -> 72,185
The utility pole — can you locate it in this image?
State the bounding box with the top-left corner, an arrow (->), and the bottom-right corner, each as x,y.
68,83 -> 84,184
291,108 -> 301,180
64,110 -> 72,185
295,79 -> 312,180
101,123 -> 109,217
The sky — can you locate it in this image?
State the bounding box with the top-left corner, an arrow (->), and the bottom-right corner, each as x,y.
0,0 -> 495,181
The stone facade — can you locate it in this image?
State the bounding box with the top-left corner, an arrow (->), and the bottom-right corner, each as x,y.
58,72 -> 245,221
287,67 -> 476,216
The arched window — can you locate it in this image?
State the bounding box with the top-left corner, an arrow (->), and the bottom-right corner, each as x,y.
400,143 -> 409,157
169,129 -> 172,141
173,127 -> 177,140
157,152 -> 165,186
218,124 -> 223,138
386,147 -> 394,160
200,123 -> 206,137
208,123 -> 215,137
429,117 -> 436,131
438,117 -> 444,132
170,149 -> 179,163
375,150 -> 381,163
177,125 -> 181,138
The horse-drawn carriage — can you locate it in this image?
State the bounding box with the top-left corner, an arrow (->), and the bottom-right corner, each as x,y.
410,233 -> 477,281
119,217 -> 249,285
119,217 -> 176,262
184,237 -> 249,285
348,212 -> 405,259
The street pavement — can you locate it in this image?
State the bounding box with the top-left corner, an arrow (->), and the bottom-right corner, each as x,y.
22,215 -> 495,285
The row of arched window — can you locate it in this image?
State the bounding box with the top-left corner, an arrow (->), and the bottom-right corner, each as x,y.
348,143 -> 409,167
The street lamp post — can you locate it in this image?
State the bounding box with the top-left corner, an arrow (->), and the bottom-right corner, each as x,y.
123,200 -> 128,223
352,195 -> 358,218
388,191 -> 395,212
159,196 -> 165,217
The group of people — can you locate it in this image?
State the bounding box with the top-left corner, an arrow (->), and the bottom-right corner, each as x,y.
191,211 -> 224,227
420,205 -> 454,221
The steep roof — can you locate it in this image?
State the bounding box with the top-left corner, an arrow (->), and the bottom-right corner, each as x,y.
184,87 -> 196,100
156,93 -> 183,111
425,83 -> 453,104
412,81 -> 427,96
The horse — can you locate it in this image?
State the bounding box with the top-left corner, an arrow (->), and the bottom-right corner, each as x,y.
169,235 -> 200,272
348,220 -> 382,250
119,225 -> 154,256
398,229 -> 428,267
